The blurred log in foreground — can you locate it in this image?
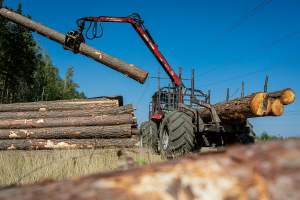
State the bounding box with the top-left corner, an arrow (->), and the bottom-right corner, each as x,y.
0,8 -> 148,84
1,139 -> 300,199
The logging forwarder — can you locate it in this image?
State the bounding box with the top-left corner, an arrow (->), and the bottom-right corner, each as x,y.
65,13 -> 257,158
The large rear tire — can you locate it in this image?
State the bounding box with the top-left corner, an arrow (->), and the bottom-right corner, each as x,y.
159,111 -> 195,158
140,121 -> 158,152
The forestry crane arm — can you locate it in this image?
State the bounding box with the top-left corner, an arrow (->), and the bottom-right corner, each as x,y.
65,13 -> 180,86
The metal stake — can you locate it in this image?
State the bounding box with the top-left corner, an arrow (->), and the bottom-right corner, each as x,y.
264,75 -> 269,93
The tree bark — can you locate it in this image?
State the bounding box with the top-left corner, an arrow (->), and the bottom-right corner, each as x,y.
0,138 -> 138,150
0,99 -> 119,112
0,124 -> 132,139
0,114 -> 136,129
198,92 -> 263,121
197,89 -> 294,121
0,104 -> 134,120
0,8 -> 148,84
0,139 -> 299,199
267,88 -> 295,105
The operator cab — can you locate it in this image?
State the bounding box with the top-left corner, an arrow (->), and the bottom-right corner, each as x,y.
149,89 -> 178,119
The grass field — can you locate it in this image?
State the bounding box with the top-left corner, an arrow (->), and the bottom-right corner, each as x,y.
0,139 -> 271,188
0,148 -> 162,187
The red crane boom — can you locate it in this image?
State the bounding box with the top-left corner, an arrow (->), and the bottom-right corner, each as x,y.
70,14 -> 180,86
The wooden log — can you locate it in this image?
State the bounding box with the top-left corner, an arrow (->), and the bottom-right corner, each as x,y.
197,92 -> 263,121
0,139 -> 299,199
0,124 -> 132,139
0,99 -> 119,112
0,104 -> 134,120
51,95 -> 123,106
197,89 -> 293,121
267,88 -> 295,105
268,98 -> 284,116
0,114 -> 135,129
0,8 -> 148,84
0,138 -> 138,150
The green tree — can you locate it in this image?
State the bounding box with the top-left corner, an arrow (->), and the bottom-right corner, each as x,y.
255,131 -> 283,140
0,2 -> 86,103
60,65 -> 86,100
0,2 -> 37,103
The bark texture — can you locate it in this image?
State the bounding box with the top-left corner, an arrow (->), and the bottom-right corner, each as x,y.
0,8 -> 148,84
0,99 -> 119,112
0,138 -> 138,150
0,124 -> 132,139
197,89 -> 294,121
0,114 -> 135,129
0,104 -> 134,120
198,93 -> 261,121
267,88 -> 295,105
0,139 -> 299,199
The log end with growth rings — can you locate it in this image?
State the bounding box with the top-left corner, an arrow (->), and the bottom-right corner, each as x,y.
271,99 -> 284,116
281,88 -> 295,105
250,92 -> 266,116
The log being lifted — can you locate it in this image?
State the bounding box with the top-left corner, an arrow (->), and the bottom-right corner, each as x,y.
1,139 -> 299,199
0,124 -> 132,139
0,104 -> 134,120
0,8 -> 148,84
0,138 -> 138,150
0,98 -> 119,112
198,88 -> 294,121
0,114 -> 136,129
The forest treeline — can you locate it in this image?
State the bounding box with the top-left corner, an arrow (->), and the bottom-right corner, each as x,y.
0,1 -> 86,104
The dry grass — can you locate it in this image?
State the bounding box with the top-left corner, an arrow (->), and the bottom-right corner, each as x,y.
0,146 -> 220,188
0,148 -> 162,188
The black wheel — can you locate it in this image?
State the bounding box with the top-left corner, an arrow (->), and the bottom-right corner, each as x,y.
140,121 -> 158,152
159,111 -> 195,158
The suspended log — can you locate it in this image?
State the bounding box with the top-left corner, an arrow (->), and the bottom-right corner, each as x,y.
0,99 -> 119,112
0,104 -> 134,120
0,138 -> 138,150
1,139 -> 299,199
267,88 -> 295,105
0,114 -> 136,129
197,89 -> 294,121
0,124 -> 132,139
0,8 -> 148,84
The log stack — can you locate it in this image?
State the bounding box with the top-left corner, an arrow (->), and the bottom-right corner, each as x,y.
198,88 -> 295,121
0,95 -> 139,150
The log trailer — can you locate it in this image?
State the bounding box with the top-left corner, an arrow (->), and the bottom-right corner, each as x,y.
65,13 -> 255,157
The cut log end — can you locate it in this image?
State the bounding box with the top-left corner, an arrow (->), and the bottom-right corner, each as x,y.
281,88 -> 295,105
250,92 -> 266,116
270,99 -> 284,116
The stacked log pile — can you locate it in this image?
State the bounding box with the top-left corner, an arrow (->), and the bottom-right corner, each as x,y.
0,95 -> 139,150
198,88 -> 295,121
0,139 -> 299,199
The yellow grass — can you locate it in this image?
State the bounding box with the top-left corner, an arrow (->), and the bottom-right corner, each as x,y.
0,148 -> 162,187
0,146 -> 220,188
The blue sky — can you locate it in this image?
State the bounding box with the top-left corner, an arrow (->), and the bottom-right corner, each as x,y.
4,0 -> 300,137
